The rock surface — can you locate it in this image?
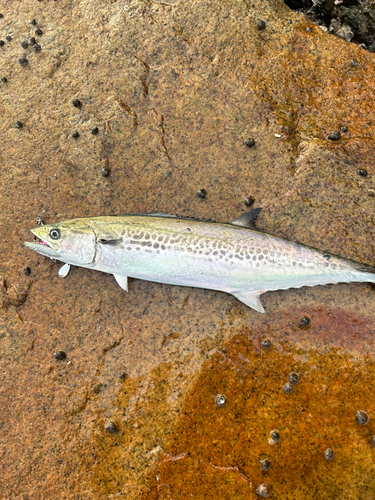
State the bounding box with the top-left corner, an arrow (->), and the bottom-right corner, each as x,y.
1,0 -> 375,498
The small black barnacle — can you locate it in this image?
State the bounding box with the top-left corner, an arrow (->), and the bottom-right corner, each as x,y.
72,131 -> 79,139
215,394 -> 226,407
197,188 -> 207,199
261,339 -> 271,349
21,40 -> 28,49
326,131 -> 340,141
300,316 -> 310,328
35,28 -> 43,36
19,58 -> 28,66
29,37 -> 36,45
54,350 -> 66,360
23,267 -> 31,276
270,429 -> 280,443
245,196 -> 255,206
256,483 -> 270,498
6,35 -> 12,42
358,169 -> 368,177
324,448 -> 334,460
1,77 -> 7,83
260,458 -> 270,471
33,43 -> 41,52
288,372 -> 299,385
356,410 -> 369,425
257,20 -> 266,31
14,121 -> 23,129
72,98 -> 82,108
101,167 -> 110,177
105,421 -> 118,434
0,40 -> 4,47
283,383 -> 293,394
245,138 -> 255,147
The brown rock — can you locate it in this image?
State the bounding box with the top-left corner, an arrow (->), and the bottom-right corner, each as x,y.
1,0 -> 375,499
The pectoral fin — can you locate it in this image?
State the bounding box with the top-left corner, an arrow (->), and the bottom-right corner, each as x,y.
58,263 -> 71,278
114,274 -> 128,292
232,291 -> 265,313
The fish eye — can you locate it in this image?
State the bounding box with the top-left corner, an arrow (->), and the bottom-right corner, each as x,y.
49,228 -> 61,240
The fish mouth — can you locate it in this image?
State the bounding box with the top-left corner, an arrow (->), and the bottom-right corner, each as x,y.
24,229 -> 60,258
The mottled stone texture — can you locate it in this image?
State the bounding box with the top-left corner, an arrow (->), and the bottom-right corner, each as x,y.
1,0 -> 375,498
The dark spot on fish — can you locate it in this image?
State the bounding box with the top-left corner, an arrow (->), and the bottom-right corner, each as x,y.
257,20 -> 266,30
256,483 -> 270,498
215,394 -> 226,407
14,121 -> 23,129
105,421 -> 118,434
283,383 -> 293,394
356,410 -> 369,425
245,138 -> 255,147
260,458 -> 270,471
72,131 -> 79,139
261,339 -> 271,349
19,58 -> 28,66
326,131 -> 340,141
99,238 -> 122,245
35,28 -> 43,36
288,372 -> 299,385
323,254 -> 331,260
358,169 -> 368,177
270,430 -> 280,443
91,127 -> 99,135
23,267 -> 31,276
197,188 -> 207,199
72,99 -> 81,108
324,448 -> 334,460
300,316 -> 310,328
54,351 -> 66,361
153,243 -> 159,249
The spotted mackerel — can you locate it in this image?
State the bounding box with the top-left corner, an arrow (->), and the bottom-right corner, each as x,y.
24,209 -> 375,313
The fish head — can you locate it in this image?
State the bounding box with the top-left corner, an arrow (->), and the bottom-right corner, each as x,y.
24,219 -> 96,266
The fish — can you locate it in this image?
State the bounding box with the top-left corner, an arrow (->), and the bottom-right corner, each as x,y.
24,208 -> 375,313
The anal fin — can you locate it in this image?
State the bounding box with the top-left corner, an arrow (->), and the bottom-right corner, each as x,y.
114,274 -> 128,292
232,291 -> 265,313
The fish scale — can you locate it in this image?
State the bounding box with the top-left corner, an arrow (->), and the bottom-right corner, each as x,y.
24,209 -> 375,313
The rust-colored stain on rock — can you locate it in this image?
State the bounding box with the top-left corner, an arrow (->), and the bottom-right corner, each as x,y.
145,309 -> 375,499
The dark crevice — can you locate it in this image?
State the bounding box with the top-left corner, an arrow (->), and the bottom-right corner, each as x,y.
284,0 -> 375,51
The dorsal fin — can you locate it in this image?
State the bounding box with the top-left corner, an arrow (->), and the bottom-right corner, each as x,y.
230,208 -> 262,229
